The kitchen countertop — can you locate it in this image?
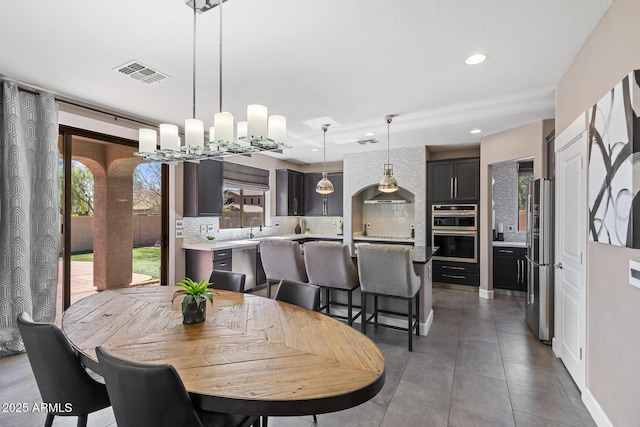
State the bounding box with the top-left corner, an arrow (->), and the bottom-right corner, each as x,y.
182,234 -> 343,252
492,241 -> 527,248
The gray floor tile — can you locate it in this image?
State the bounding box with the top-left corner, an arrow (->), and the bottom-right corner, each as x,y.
568,398 -> 597,427
401,352 -> 455,392
380,381 -> 451,427
458,319 -> 499,344
498,330 -> 554,368
316,401 -> 386,427
504,361 -> 565,393
514,411 -> 574,427
508,381 -> 582,426
449,370 -> 514,427
265,415 -> 314,427
455,339 -> 506,380
549,358 -> 581,399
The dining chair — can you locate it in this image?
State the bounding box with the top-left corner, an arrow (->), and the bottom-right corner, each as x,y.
357,244 -> 421,351
274,279 -> 321,311
16,312 -> 111,427
208,270 -> 247,292
259,239 -> 308,298
95,346 -> 258,427
303,241 -> 361,325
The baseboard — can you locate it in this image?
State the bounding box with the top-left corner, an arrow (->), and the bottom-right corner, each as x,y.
552,337 -> 561,358
582,388 -> 613,427
479,288 -> 494,299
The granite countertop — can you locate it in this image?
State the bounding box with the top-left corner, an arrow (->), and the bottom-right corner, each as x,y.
182,234 -> 343,251
492,241 -> 527,248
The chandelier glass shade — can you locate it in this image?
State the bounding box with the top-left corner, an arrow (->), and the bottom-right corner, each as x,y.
316,124 -> 334,194
135,0 -> 289,163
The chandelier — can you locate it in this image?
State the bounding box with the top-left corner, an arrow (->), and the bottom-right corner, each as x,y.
378,115 -> 399,193
135,0 -> 289,163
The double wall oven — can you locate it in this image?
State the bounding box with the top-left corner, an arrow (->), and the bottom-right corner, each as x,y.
432,204 -> 478,263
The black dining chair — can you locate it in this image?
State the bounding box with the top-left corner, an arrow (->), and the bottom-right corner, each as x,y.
95,346 -> 258,427
274,279 -> 320,311
208,270 -> 247,292
16,312 -> 111,427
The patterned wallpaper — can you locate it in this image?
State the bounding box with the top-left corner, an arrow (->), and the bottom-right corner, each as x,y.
492,161 -> 525,242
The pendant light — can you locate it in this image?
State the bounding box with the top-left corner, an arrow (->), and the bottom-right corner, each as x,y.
316,124 -> 334,194
378,115 -> 399,193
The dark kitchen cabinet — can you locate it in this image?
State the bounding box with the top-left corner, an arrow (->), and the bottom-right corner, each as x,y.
184,159 -> 223,217
427,157 -> 479,202
432,261 -> 479,287
493,246 -> 527,291
304,172 -> 343,216
276,169 -> 304,216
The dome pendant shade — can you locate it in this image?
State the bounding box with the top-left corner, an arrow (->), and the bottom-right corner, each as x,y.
378,164 -> 399,193
316,171 -> 334,194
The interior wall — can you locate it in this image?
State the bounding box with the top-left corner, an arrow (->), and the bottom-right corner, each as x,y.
555,0 -> 640,425
479,121 -> 549,295
426,146 -> 480,160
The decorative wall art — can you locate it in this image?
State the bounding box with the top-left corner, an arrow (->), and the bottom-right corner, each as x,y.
588,70 -> 640,247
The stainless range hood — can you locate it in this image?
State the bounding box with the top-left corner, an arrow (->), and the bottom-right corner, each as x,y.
364,192 -> 409,204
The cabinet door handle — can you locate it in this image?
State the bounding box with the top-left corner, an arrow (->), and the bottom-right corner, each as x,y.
499,249 -> 514,254
442,265 -> 464,270
442,273 -> 465,279
450,177 -> 454,199
218,262 -> 227,267
454,177 -> 458,199
517,259 -> 521,283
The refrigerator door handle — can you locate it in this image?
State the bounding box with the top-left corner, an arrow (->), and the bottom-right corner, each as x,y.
524,254 -> 550,268
517,259 -> 521,283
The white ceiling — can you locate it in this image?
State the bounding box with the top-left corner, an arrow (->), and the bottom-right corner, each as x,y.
0,0 -> 611,164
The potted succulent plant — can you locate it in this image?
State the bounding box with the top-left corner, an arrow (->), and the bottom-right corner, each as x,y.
172,278 -> 214,324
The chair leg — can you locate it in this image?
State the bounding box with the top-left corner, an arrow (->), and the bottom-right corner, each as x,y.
415,293 -> 420,336
262,415 -> 268,427
76,414 -> 88,427
373,295 -> 379,325
45,413 -> 54,427
408,298 -> 413,352
347,289 -> 353,326
325,288 -> 331,315
267,280 -> 271,299
313,414 -> 318,423
361,292 -> 367,335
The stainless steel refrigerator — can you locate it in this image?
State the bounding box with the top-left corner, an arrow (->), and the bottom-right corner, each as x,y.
525,178 -> 554,343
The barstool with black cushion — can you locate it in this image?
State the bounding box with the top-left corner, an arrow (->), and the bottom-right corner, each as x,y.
303,241 -> 361,325
95,346 -> 258,427
16,312 -> 111,427
259,239 -> 308,298
357,244 -> 421,351
208,270 -> 247,292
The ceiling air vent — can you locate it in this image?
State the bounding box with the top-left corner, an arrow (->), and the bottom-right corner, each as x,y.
356,138 -> 380,145
114,61 -> 169,85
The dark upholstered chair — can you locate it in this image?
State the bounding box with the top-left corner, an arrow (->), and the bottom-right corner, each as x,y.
259,239 -> 308,298
208,270 -> 247,292
304,241 -> 361,325
17,312 -> 111,427
95,346 -> 258,427
274,279 -> 321,311
357,244 -> 421,351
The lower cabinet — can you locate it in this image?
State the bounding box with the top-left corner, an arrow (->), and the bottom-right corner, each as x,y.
492,246 -> 527,291
432,261 -> 479,286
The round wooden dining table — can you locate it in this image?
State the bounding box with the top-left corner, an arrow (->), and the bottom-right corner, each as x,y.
62,286 -> 385,416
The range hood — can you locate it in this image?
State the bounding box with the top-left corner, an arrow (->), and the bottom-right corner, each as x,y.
364,192 -> 409,204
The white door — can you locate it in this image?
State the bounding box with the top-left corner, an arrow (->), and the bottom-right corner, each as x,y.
554,118 -> 587,390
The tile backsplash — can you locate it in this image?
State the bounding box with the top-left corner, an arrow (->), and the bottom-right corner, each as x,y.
492,161 -> 525,242
182,216 -> 343,244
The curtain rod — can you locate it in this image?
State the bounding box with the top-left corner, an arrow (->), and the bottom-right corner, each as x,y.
0,76 -> 160,129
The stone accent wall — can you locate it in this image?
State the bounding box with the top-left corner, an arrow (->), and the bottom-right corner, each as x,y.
344,146 -> 426,250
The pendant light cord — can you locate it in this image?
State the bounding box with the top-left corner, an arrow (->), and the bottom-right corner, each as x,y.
218,0 -> 223,113
192,4 -> 197,119
386,115 -> 393,166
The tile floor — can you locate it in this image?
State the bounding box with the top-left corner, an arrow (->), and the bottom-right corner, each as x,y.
0,287 -> 596,427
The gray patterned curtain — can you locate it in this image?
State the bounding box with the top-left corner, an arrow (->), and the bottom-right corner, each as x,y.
0,81 -> 59,356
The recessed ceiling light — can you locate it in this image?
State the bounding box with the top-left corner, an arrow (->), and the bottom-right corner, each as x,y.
311,148 -> 319,152
470,128 -> 482,134
364,132 -> 375,137
465,53 -> 488,65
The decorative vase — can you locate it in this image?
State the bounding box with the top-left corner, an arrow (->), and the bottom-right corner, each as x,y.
182,299 -> 206,324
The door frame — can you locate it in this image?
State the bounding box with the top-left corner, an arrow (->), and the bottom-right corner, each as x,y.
553,113 -> 587,390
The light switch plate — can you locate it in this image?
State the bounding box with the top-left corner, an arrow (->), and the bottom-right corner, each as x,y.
507,225 -> 514,232
176,229 -> 184,238
629,260 -> 640,289
207,224 -> 215,233
200,225 -> 207,234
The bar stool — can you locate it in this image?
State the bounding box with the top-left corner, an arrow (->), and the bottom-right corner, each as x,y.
259,239 -> 308,298
303,241 -> 361,325
357,244 -> 421,351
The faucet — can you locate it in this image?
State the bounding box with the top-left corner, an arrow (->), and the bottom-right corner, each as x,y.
249,217 -> 262,238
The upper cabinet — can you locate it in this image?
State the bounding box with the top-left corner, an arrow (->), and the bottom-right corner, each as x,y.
276,169 -> 304,216
428,157 -> 479,202
184,159 -> 224,217
304,172 -> 343,216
